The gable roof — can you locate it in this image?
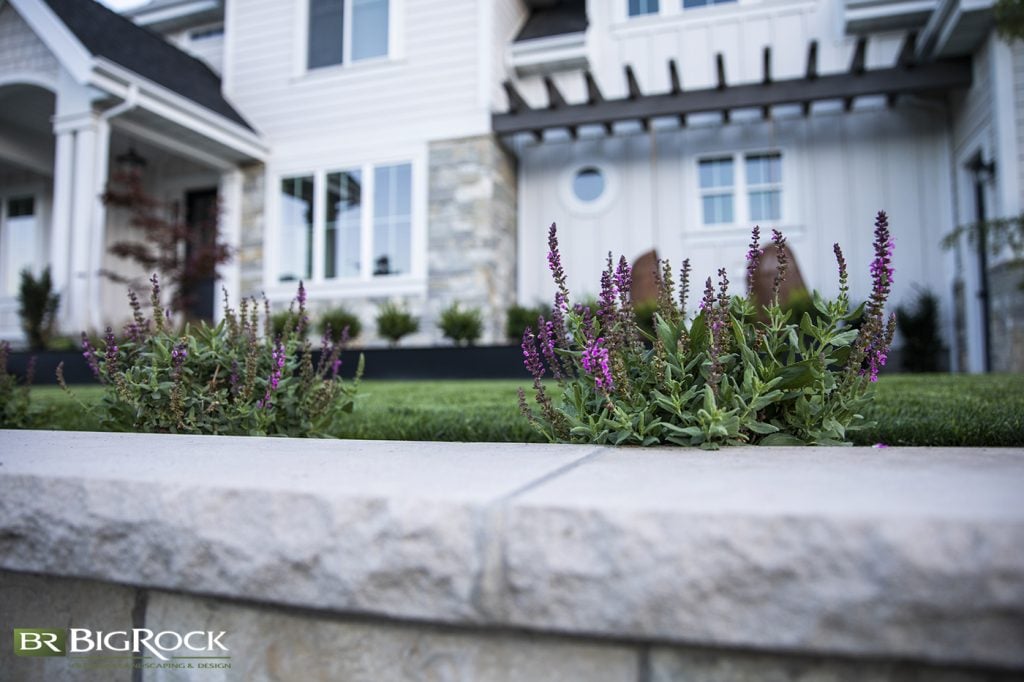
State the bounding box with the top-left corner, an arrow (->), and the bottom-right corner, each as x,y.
41,0 -> 251,130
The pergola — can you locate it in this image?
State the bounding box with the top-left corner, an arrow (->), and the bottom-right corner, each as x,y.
493,34 -> 973,139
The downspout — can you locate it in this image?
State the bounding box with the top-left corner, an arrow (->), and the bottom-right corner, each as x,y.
89,84 -> 138,332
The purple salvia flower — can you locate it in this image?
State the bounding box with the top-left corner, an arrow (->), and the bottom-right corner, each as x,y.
833,243 -> 849,305
331,357 -> 342,378
598,257 -> 618,329
699,277 -> 715,312
170,340 -> 188,380
128,288 -> 145,327
614,256 -> 632,307
229,360 -> 239,394
679,258 -> 691,312
81,332 -> 101,381
771,229 -> 788,302
103,327 -> 119,377
521,328 -> 545,383
868,211 -> 895,321
716,267 -> 730,312
745,226 -> 762,295
581,337 -> 614,393
547,223 -> 570,304
536,316 -> 563,380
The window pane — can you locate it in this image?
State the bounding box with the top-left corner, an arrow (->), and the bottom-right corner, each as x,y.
746,153 -> 781,186
325,170 -> 362,279
352,0 -> 389,61
373,163 -> 412,276
629,0 -> 659,15
308,0 -> 344,68
684,0 -> 735,7
573,167 -> 605,202
702,193 -> 733,225
699,158 -> 733,189
4,197 -> 37,293
280,176 -> 314,282
749,190 -> 781,221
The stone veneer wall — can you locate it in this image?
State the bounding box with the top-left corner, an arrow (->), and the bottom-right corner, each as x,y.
990,260 -> 1024,372
427,135 -> 517,345
237,163 -> 265,299
1,431 -> 1023,681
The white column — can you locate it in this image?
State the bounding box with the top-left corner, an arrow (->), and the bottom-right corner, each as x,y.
48,128 -> 75,334
89,118 -> 112,332
216,168 -> 244,322
67,114 -> 99,333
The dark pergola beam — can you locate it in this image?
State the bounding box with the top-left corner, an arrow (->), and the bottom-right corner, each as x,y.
493,58 -> 971,136
761,47 -> 772,119
716,53 -> 727,90
625,65 -> 643,99
502,80 -> 530,114
850,37 -> 867,75
585,70 -> 604,104
544,76 -> 567,109
897,32 -> 917,68
806,41 -> 819,80
669,59 -> 686,126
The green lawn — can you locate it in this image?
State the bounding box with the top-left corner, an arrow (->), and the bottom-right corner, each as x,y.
22,373 -> 1024,446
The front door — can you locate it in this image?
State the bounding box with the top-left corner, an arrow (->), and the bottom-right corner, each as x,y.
184,188 -> 218,322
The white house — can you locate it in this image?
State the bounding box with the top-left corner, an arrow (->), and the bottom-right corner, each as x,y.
0,0 -> 1021,371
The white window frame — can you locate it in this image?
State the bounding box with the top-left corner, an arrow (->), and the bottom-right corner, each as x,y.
697,156 -> 736,226
745,151 -> 783,224
265,151 -> 426,302
616,0 -> 755,24
694,149 -> 784,230
296,0 -> 403,77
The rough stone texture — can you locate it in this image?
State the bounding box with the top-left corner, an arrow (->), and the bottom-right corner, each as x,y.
0,570 -> 136,682
1,431 -> 1023,674
143,590 -> 637,682
497,448 -> 1024,669
650,648 -> 1024,682
238,163 -> 266,299
427,135 -> 518,345
0,430 -> 596,625
990,260 -> 1024,373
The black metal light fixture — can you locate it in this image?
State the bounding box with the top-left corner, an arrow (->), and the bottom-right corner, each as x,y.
115,145 -> 148,173
965,153 -> 996,373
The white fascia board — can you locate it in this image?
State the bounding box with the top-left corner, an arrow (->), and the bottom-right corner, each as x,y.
509,32 -> 588,77
90,58 -> 268,162
129,0 -> 220,27
8,0 -> 93,84
844,0 -> 937,32
917,0 -> 994,58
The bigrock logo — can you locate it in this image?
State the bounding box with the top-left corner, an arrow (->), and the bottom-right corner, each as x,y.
13,628 -> 230,663
13,629 -> 67,657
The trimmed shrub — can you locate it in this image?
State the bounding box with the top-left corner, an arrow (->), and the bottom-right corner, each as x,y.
0,341 -> 35,428
18,267 -> 60,350
506,304 -> 550,342
896,289 -> 943,372
519,216 -> 896,448
319,307 -> 362,342
376,302 -> 419,346
439,303 -> 483,346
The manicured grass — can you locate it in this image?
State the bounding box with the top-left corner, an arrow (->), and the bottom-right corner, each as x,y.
21,373 -> 1024,446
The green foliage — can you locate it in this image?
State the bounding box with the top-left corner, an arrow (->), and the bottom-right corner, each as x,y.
506,304 -> 550,342
0,342 -> 35,428
319,307 -> 362,342
896,290 -> 943,373
65,278 -> 362,437
521,220 -> 896,448
376,302 -> 419,346
633,299 -> 659,339
17,267 -> 60,351
270,310 -> 309,340
996,0 -> 1024,41
438,302 -> 483,346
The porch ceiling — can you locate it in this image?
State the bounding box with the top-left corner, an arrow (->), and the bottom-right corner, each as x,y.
493,34 -> 973,139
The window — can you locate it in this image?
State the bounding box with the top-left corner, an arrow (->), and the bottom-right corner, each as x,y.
278,162 -> 413,284
279,177 -> 314,282
746,153 -> 782,222
373,163 -> 411,276
697,152 -> 783,226
573,167 -> 605,202
698,157 -> 734,225
629,0 -> 659,16
308,0 -> 389,69
2,196 -> 38,294
683,0 -> 736,8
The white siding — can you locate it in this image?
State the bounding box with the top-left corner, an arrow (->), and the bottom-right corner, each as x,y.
492,0 -> 527,111
226,0 -> 491,154
518,106 -> 954,325
1016,40 -> 1024,212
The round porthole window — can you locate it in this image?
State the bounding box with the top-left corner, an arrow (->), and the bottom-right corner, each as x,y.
573,167 -> 605,202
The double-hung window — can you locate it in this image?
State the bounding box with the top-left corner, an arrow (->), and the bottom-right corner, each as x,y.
698,152 -> 783,227
1,196 -> 38,295
628,0 -> 659,16
308,0 -> 389,70
628,0 -> 735,18
278,162 -> 413,284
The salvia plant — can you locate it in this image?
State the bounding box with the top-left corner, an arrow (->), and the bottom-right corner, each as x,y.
0,341 -> 36,429
519,212 -> 897,448
59,276 -> 363,437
